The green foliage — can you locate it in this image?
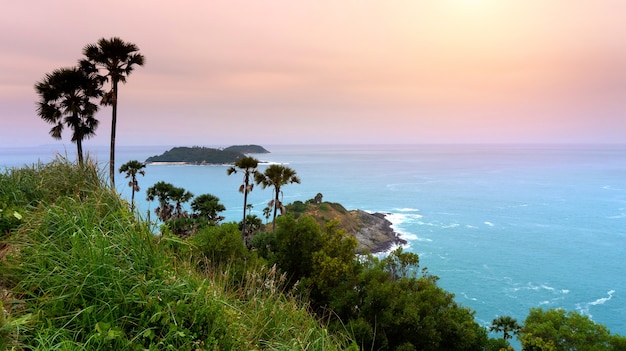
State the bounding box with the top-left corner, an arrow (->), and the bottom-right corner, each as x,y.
0,160 -> 350,350
254,164 -> 301,231
191,222 -> 249,267
330,248 -> 488,351
520,308 -> 625,351
191,193 -> 226,223
490,315 -> 521,341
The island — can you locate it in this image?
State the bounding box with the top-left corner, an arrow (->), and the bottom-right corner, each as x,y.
145,145 -> 270,165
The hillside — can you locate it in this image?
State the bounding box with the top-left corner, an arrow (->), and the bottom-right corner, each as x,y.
145,145 -> 269,164
285,201 -> 406,253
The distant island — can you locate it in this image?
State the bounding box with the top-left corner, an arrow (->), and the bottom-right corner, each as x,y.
145,145 -> 270,165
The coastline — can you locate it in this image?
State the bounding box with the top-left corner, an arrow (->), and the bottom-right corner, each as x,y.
353,210 -> 407,254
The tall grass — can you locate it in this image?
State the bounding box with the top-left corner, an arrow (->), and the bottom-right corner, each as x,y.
0,158 -> 353,350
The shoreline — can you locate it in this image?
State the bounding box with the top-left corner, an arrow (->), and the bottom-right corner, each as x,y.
353,210 -> 407,254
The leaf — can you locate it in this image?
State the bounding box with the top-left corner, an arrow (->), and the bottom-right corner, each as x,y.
13,211 -> 22,220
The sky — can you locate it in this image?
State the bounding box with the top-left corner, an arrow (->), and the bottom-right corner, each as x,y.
1,0 -> 626,148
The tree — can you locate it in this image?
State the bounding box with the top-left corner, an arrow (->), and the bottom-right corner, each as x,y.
81,37 -> 145,187
119,160 -> 145,211
519,308 -> 625,351
490,315 -> 521,342
169,186 -> 194,219
227,156 -> 259,242
329,248 -> 488,351
262,207 -> 271,224
146,181 -> 175,221
191,194 -> 226,224
35,66 -> 102,165
254,164 -> 301,231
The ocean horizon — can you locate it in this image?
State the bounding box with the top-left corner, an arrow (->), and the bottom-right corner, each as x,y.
2,143 -> 625,338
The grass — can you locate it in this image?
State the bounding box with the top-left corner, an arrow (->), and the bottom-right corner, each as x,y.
0,157 -> 354,350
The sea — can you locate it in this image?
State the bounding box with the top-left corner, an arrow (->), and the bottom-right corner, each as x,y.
2,143 -> 625,339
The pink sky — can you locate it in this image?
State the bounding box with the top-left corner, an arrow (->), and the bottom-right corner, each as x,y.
1,1 -> 626,147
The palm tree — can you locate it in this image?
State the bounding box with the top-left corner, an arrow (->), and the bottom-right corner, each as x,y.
169,186 -> 194,219
146,181 -> 175,221
490,315 -> 521,341
35,66 -> 102,165
254,164 -> 300,231
191,194 -> 226,224
262,207 -> 271,224
81,37 -> 145,188
227,156 -> 259,241
119,160 -> 146,211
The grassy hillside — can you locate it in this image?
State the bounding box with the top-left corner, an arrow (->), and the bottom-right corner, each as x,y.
0,158 -> 352,350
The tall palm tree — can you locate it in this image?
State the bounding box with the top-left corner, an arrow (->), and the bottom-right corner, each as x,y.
490,315 -> 521,341
227,156 -> 260,241
81,37 -> 145,188
35,66 -> 102,165
119,160 -> 146,211
254,164 -> 300,231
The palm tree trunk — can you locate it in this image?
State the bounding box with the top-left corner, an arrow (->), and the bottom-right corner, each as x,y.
242,188 -> 248,242
76,138 -> 84,165
272,188 -> 280,232
109,80 -> 118,188
130,178 -> 136,211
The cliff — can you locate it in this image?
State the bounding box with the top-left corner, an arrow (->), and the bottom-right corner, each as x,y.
286,201 -> 406,253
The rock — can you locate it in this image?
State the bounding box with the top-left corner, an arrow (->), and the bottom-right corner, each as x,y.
351,210 -> 407,254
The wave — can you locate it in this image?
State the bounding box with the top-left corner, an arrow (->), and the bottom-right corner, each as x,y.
384,212 -> 432,243
589,290 -> 616,306
484,221 -> 494,227
576,290 -> 616,317
395,207 -> 421,212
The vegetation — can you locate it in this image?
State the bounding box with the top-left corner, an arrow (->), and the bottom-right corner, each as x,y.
227,156 -> 260,244
519,308 -> 626,351
254,164 -> 301,232
119,160 -> 145,211
0,159 -> 352,350
81,37 -> 145,187
34,66 -> 102,165
22,35 -> 626,351
146,146 -> 267,164
223,144 -> 270,154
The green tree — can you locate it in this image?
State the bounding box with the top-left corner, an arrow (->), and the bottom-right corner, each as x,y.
81,37 -> 145,187
520,308 -> 624,351
254,164 -> 301,231
490,315 -> 521,341
118,160 -> 145,211
35,66 -> 102,165
146,181 -> 175,221
191,194 -> 226,224
169,186 -> 194,219
227,156 -> 259,242
330,248 -> 488,351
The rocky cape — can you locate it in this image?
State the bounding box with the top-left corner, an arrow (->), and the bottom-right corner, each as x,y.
145,145 -> 270,165
286,201 -> 406,254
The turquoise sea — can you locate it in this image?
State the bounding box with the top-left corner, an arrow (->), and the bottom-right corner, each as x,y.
2,143 -> 625,337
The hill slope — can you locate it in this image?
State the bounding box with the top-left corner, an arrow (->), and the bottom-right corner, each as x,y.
286,201 -> 406,253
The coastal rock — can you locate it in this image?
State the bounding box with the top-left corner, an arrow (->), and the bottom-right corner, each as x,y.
350,210 -> 406,253
285,201 -> 406,254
